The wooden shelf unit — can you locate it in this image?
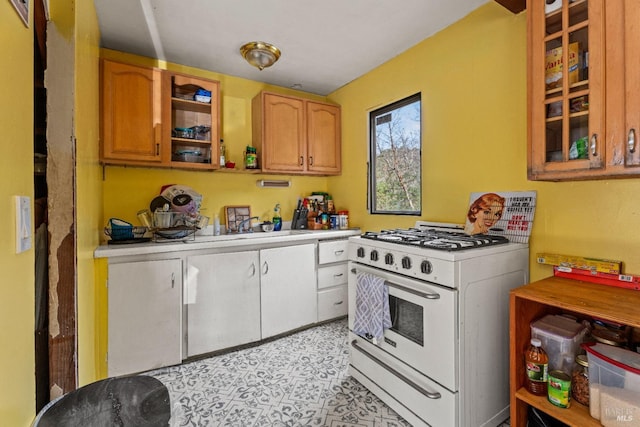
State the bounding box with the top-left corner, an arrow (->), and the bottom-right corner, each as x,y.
509,277 -> 640,426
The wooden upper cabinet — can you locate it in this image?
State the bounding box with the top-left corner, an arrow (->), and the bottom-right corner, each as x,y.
101,59 -> 163,164
100,60 -> 220,170
528,0 -> 640,181
253,93 -> 306,173
306,101 -> 341,174
253,92 -> 342,175
623,0 -> 640,168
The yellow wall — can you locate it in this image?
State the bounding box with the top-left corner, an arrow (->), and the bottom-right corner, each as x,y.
331,2 -> 640,282
74,0 -> 102,386
100,49 -> 336,231
0,2 -> 35,426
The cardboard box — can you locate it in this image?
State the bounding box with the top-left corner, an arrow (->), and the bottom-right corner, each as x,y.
545,42 -> 580,90
537,252 -> 622,274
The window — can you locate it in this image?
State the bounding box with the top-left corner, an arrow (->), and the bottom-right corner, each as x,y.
369,93 -> 422,215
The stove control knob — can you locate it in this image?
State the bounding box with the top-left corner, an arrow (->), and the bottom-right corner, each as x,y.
385,253 -> 394,265
421,260 -> 433,274
370,250 -> 379,262
356,247 -> 365,258
401,256 -> 412,269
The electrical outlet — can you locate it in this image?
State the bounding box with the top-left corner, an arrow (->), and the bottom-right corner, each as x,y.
15,195 -> 31,253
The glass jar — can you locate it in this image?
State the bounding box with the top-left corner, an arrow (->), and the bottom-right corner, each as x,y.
245,146 -> 258,169
571,354 -> 589,406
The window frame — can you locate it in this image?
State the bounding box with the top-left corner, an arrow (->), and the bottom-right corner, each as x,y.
368,93 -> 422,216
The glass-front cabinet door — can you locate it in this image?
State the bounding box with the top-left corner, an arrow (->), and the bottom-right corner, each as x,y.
528,0 -> 604,180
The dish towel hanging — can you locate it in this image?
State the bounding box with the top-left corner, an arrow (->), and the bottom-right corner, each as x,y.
353,272 -> 392,344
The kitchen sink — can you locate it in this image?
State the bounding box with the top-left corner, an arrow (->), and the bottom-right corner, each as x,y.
193,229 -> 312,243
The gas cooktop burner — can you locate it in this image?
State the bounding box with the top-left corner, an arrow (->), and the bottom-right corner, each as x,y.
360,228 -> 509,251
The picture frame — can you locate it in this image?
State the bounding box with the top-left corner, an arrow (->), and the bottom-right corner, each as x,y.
224,205 -> 252,233
10,0 -> 29,27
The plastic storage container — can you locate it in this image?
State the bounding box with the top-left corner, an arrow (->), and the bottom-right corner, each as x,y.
584,343 -> 640,426
531,314 -> 589,373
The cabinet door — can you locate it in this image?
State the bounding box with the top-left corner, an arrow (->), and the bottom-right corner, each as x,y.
101,60 -> 163,164
528,0 -> 605,180
260,244 -> 317,338
257,93 -> 306,173
307,101 -> 341,174
624,0 -> 640,167
108,258 -> 182,377
185,251 -> 261,357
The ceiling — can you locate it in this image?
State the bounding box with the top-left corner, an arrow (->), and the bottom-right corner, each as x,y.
94,0 -> 491,96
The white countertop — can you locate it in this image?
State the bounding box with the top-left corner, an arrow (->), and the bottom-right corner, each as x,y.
95,228 -> 361,259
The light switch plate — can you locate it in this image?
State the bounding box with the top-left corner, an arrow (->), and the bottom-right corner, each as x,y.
15,195 -> 31,253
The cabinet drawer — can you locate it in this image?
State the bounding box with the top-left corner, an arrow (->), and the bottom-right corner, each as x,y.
318,239 -> 349,264
317,285 -> 347,322
317,263 -> 348,289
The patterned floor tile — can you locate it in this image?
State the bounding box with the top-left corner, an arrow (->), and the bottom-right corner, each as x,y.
146,319 -> 510,426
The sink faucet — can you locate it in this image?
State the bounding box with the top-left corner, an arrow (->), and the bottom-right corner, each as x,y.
237,216 -> 259,233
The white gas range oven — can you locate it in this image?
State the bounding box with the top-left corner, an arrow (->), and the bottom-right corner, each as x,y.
347,221 -> 529,427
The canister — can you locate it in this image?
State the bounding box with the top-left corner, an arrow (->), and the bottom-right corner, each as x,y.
338,210 -> 349,229
245,146 -> 258,169
548,370 -> 571,408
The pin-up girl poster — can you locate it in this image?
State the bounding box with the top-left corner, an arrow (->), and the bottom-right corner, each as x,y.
464,193 -> 505,235
463,191 -> 537,243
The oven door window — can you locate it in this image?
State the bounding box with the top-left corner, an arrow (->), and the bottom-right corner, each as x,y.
389,295 -> 424,346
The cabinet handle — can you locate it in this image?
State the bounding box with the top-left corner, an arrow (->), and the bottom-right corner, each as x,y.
250,262 -> 256,277
154,124 -> 161,156
590,134 -> 598,156
299,156 -> 304,166
309,156 -> 314,166
262,261 -> 269,275
333,273 -> 344,278
171,272 -> 175,288
334,300 -> 344,305
334,250 -> 344,255
629,129 -> 637,153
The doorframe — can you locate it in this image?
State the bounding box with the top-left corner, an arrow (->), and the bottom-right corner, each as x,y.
41,0 -> 78,400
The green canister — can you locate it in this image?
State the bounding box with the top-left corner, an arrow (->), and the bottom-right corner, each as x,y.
548,370 -> 571,408
245,146 -> 258,169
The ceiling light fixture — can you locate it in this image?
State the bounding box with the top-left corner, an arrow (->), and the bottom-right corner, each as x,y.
240,41 -> 281,71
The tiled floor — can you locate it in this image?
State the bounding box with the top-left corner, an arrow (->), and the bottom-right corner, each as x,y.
146,318 -> 511,426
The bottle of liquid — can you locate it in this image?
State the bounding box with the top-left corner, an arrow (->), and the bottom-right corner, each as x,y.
213,214 -> 221,236
272,203 -> 282,231
219,139 -> 226,166
525,338 -> 549,396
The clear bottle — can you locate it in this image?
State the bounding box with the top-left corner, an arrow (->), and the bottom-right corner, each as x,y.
213,214 -> 221,236
219,139 -> 226,166
525,338 -> 549,396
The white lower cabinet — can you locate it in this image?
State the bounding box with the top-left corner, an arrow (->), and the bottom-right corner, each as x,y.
316,239 -> 349,322
261,244 -> 317,338
107,258 -> 182,377
185,251 -> 261,357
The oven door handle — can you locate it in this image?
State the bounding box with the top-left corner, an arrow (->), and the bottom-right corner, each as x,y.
351,339 -> 442,400
351,268 -> 440,300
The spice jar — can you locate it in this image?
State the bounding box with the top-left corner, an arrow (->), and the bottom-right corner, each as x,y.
245,146 -> 258,169
571,354 -> 589,406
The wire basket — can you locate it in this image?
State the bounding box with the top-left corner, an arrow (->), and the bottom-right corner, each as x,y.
152,225 -> 196,243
